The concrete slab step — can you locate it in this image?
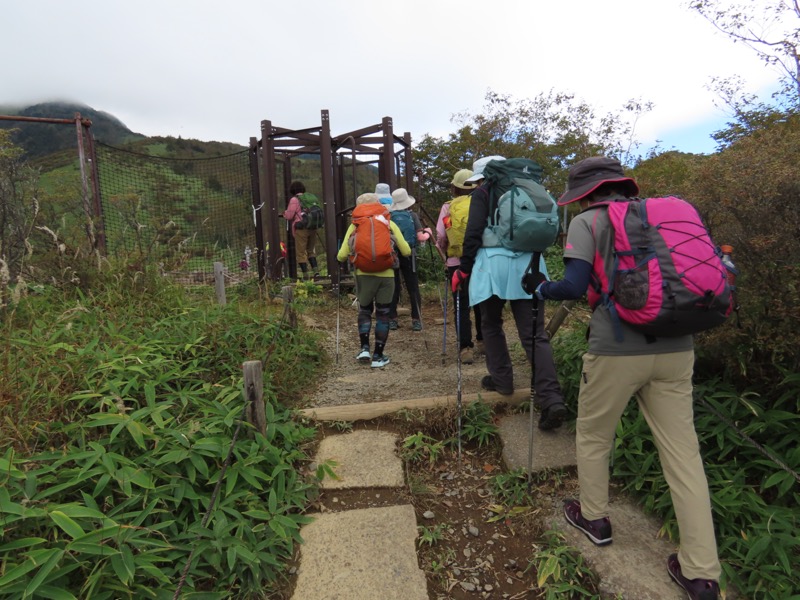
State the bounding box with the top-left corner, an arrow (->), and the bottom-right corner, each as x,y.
314,430 -> 404,489
294,431 -> 428,599
292,504 -> 428,600
547,499 -> 687,599
497,412 -> 577,472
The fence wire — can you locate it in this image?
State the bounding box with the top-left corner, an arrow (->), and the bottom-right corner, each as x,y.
94,142 -> 257,284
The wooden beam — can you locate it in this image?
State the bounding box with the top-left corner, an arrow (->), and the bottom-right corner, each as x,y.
297,390 -> 527,422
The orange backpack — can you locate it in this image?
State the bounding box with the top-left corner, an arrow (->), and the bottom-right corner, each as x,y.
349,203 -> 396,272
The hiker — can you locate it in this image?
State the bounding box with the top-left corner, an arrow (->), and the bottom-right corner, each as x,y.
388,187 -> 431,331
375,182 -> 393,207
534,156 -> 721,600
453,156 -> 566,431
282,180 -> 319,280
436,168 -> 484,363
337,192 -> 412,368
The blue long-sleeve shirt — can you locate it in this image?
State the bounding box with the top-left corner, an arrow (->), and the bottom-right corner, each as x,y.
538,258 -> 593,300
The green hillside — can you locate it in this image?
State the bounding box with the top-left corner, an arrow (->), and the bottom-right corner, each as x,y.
0,101 -> 144,159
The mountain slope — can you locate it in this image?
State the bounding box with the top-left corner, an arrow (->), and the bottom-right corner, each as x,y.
0,101 -> 144,159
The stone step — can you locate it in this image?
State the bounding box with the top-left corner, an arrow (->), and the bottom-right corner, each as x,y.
292,430 -> 428,600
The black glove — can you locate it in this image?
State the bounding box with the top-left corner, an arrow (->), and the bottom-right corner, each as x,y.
521,271 -> 547,296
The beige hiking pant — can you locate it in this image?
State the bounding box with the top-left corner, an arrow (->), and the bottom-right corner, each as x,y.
576,350 -> 721,580
293,228 -> 317,265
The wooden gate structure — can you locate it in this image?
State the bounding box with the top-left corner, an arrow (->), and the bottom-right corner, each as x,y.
251,109 -> 413,285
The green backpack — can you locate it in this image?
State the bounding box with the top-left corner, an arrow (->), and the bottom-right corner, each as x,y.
296,193 -> 324,230
480,158 -> 559,252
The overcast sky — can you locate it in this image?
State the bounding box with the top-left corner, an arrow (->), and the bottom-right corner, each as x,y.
2,0 -> 782,156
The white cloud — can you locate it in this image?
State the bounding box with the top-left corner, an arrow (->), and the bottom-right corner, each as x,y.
1,0 -> 783,154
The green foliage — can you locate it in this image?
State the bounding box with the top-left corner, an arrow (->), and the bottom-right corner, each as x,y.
1,269 -> 325,597
531,531 -> 602,598
412,89 -> 652,222
491,469 -> 532,507
401,432 -> 445,467
550,327 -> 587,410
292,279 -> 324,304
417,523 -> 447,547
460,401 -> 498,447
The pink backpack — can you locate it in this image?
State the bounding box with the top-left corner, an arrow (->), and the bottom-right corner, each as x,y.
588,196 -> 733,341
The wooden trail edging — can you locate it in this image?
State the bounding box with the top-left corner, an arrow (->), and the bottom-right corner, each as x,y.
298,389 -> 527,422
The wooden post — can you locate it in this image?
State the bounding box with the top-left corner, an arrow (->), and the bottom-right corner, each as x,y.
214,262 -> 227,305
243,361 -> 266,436
282,285 -> 297,328
545,300 -> 577,339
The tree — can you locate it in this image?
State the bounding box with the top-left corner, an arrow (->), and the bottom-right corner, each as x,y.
691,0 -> 800,97
412,89 -> 651,218
690,0 -> 800,146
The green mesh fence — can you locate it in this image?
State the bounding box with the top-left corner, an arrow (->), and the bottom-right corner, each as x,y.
94,142 -> 257,284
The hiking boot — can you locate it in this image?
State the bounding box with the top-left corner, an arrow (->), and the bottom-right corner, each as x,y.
371,354 -> 390,368
474,340 -> 486,357
388,320 -> 399,330
539,402 -> 567,431
459,347 -> 473,365
480,375 -> 513,396
356,347 -> 371,364
563,499 -> 612,546
667,554 -> 720,600
411,320 -> 422,332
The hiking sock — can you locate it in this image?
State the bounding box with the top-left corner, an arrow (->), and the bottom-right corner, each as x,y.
373,341 -> 386,357
374,303 -> 391,347
357,304 -> 373,342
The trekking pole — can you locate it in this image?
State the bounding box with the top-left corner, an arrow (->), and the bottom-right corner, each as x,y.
427,232 -> 449,363
455,286 -> 463,468
410,248 -> 426,333
528,251 -> 542,490
334,283 -> 341,365
441,273 -> 448,364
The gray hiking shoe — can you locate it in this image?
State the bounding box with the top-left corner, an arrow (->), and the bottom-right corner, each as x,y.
371,354 -> 390,368
356,347 -> 371,364
388,320 -> 399,330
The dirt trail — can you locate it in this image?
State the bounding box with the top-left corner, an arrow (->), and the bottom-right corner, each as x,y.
302,295 -> 537,409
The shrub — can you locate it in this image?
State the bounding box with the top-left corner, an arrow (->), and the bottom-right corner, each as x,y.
1,272 -> 325,597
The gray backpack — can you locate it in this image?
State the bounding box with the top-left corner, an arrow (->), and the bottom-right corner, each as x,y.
481,158 -> 560,252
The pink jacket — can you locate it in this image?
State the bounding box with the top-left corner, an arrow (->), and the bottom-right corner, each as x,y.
283,195 -> 302,235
